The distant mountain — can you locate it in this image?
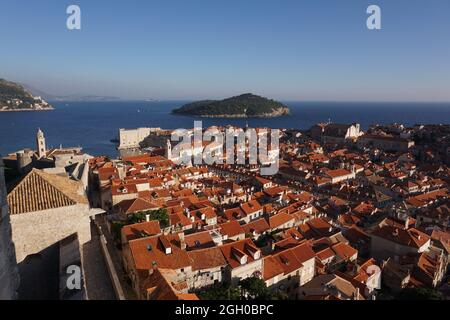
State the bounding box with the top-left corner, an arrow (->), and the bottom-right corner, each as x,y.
50,94 -> 122,102
20,83 -> 58,100
21,84 -> 121,102
172,93 -> 290,118
0,79 -> 53,112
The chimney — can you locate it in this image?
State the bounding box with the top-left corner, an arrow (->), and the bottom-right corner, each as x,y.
404,217 -> 410,229
232,247 -> 248,265
146,214 -> 150,222
393,228 -> 399,237
177,232 -> 187,250
149,261 -> 157,276
117,166 -> 126,180
159,235 -> 172,255
354,287 -> 360,300
245,243 -> 261,260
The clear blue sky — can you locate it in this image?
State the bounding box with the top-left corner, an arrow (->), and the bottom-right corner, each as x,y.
0,0 -> 449,101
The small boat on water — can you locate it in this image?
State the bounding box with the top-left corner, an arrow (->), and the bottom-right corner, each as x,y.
110,137 -> 119,144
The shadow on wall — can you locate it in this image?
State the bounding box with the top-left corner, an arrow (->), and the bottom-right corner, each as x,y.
16,221 -> 117,300
17,233 -> 86,300
17,243 -> 60,300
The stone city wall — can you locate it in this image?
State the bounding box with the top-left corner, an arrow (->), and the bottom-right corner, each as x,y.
10,204 -> 92,263
118,127 -> 163,150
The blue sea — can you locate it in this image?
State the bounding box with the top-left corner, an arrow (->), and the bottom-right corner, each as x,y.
1,101 -> 449,158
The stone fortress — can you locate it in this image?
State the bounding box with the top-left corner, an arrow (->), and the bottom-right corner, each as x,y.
118,127 -> 164,150
1,129 -> 105,299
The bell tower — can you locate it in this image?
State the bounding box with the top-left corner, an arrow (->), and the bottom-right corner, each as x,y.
165,139 -> 172,160
36,128 -> 46,159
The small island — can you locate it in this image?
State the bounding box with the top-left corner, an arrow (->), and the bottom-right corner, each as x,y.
0,79 -> 53,112
172,93 -> 290,118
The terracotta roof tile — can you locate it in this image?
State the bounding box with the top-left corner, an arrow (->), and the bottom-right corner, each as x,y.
262,256 -> 285,280
129,234 -> 191,271
122,221 -> 161,242
372,225 -> 430,248
219,220 -> 245,238
219,239 -> 261,269
291,242 -> 316,263
116,198 -> 160,215
188,247 -> 227,271
272,250 -> 303,274
184,231 -> 215,250
242,218 -> 270,235
269,212 -> 295,229
324,169 -> 352,179
240,200 -> 263,215
7,168 -> 87,215
331,242 -> 358,261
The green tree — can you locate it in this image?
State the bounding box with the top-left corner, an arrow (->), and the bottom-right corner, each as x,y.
139,208 -> 169,229
254,231 -> 277,248
126,208 -> 169,228
127,211 -> 147,224
198,284 -> 241,300
111,221 -> 127,240
110,208 -> 169,242
239,277 -> 272,300
172,93 -> 289,117
396,287 -> 444,300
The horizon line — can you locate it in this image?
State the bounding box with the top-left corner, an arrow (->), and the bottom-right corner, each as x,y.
47,98 -> 450,104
